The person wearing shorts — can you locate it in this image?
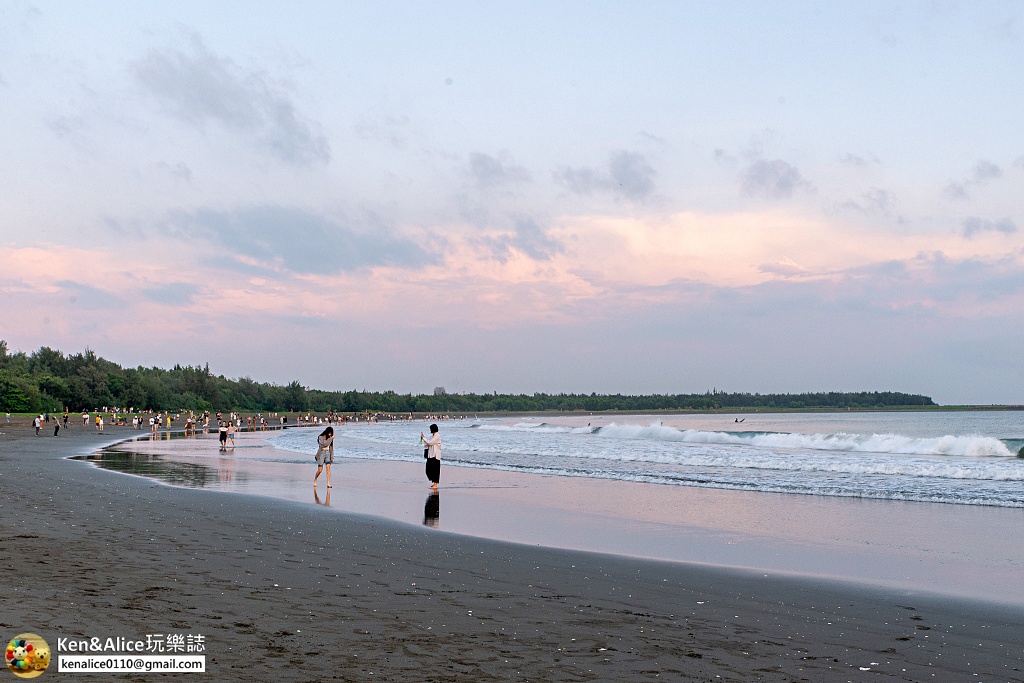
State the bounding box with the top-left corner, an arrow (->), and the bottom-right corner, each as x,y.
314,426 -> 335,488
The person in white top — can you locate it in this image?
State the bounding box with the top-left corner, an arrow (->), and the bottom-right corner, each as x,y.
421,423 -> 441,489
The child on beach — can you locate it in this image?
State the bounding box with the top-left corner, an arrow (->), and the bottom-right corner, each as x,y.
314,426 -> 335,488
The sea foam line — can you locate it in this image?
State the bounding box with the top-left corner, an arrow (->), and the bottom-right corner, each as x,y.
486,422 -> 1016,457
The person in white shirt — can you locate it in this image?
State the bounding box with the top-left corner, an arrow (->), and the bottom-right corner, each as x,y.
421,423 -> 442,489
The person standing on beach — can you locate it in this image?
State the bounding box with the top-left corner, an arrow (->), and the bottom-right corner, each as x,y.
313,426 -> 335,488
421,423 -> 441,489
227,421 -> 236,448
218,421 -> 228,450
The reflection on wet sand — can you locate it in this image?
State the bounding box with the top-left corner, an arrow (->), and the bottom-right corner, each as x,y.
78,450 -> 225,489
220,451 -> 235,484
75,433 -> 459,538
423,491 -> 439,528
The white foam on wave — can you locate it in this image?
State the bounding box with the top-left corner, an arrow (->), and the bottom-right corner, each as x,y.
580,448 -> 1024,480
734,430 -> 1013,457
499,422 -> 1016,457
264,422 -> 1024,505
502,423 -> 592,434
443,459 -> 1024,507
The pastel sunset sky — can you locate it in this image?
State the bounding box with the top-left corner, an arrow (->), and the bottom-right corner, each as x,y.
2,1 -> 1022,403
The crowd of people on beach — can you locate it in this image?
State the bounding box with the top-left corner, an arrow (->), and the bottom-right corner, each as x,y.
19,406 -> 462,433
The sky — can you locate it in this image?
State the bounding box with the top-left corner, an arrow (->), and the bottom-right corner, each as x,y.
1,1 -> 1023,404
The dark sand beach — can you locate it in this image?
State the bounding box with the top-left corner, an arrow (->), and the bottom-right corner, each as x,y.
3,422 -> 1024,681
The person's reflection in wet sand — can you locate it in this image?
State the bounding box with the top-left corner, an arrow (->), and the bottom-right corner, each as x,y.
219,451 -> 235,484
423,490 -> 439,528
314,488 -> 331,507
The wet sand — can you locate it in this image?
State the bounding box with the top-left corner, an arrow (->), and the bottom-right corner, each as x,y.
94,429 -> 1024,607
3,423 -> 1024,681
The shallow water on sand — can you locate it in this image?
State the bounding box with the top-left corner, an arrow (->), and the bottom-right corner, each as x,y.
76,422 -> 1024,607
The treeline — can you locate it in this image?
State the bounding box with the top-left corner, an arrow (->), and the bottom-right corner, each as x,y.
0,341 -> 936,414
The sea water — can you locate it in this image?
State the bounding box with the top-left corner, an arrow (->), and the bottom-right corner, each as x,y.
268,411 -> 1024,508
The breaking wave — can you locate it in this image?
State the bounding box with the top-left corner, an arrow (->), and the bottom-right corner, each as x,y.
485,422 -> 1015,457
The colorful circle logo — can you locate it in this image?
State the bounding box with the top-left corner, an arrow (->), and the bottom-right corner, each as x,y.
5,634 -> 50,678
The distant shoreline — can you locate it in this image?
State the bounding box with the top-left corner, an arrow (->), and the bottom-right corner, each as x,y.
5,403 -> 1023,428
438,404 -> 1024,416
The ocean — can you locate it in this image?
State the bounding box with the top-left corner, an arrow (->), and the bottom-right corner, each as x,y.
83,410 -> 1024,600
268,411 -> 1024,508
